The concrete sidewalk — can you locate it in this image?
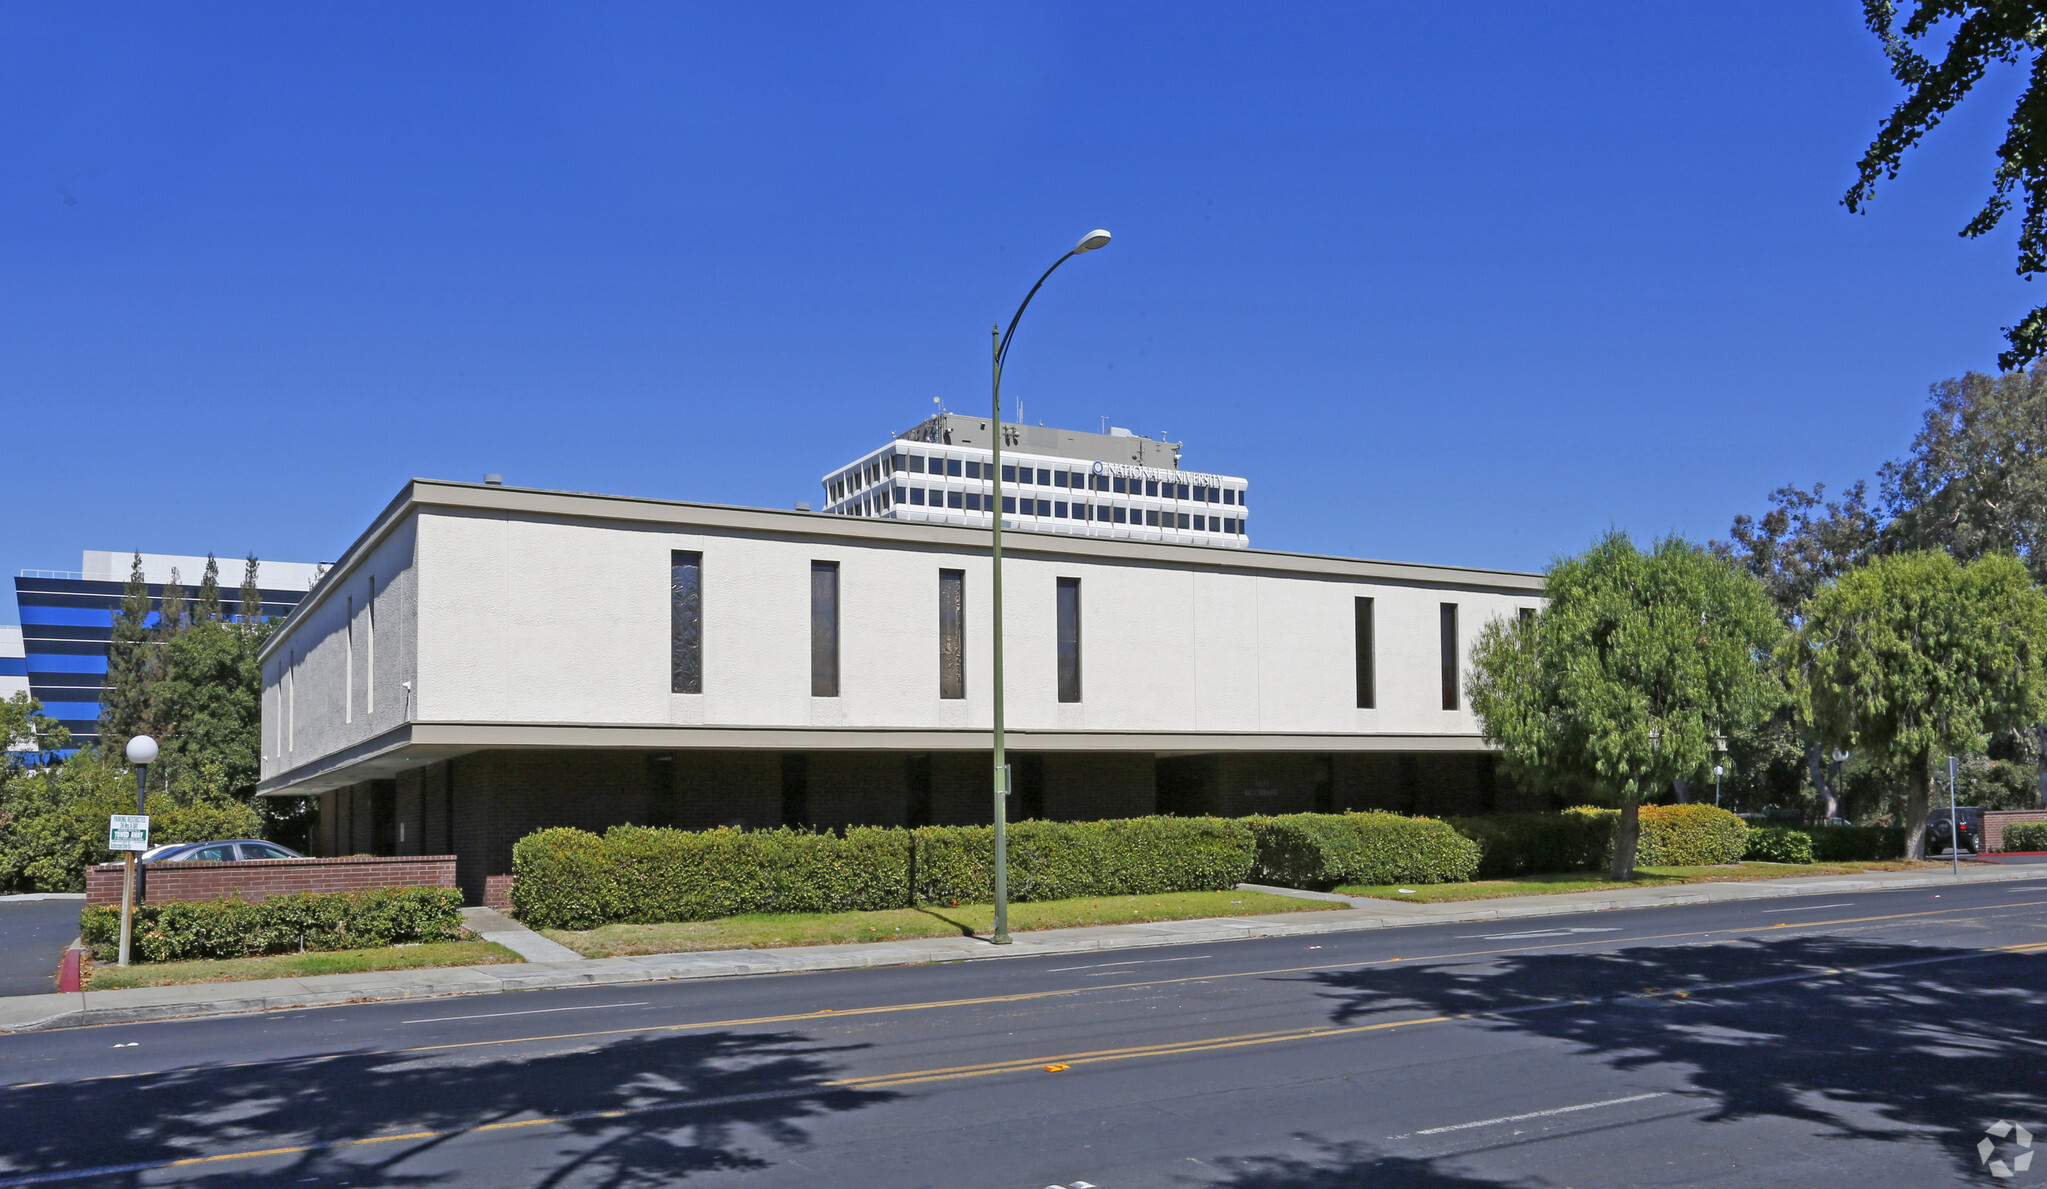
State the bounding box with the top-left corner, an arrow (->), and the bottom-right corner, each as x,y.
3,863 -> 2038,1034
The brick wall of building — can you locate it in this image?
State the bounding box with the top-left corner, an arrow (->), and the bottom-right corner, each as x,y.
85,854 -> 456,906
1986,809 -> 2047,851
1042,752 -> 1156,821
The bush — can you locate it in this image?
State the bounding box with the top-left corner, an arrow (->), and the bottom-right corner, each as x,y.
2001,822 -> 2047,852
1451,813 -> 1611,878
1245,812 -> 1479,889
1801,824 -> 1906,861
1638,804 -> 1750,865
1743,826 -> 1816,864
0,749 -> 264,894
511,817 -> 1258,931
79,886 -> 465,963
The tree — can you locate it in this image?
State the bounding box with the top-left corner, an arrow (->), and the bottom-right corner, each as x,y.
1715,481 -> 1884,818
1847,3 -> 2047,370
1469,533 -> 1783,879
153,615 -> 264,799
238,554 -> 264,625
1791,550 -> 2047,858
97,553 -> 154,755
1880,366 -> 2047,579
0,693 -> 70,771
194,553 -> 222,622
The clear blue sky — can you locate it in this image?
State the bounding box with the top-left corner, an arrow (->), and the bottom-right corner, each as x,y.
2,4 -> 2029,620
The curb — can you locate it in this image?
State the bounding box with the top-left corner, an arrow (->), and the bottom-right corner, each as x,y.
3,864 -> 2040,1034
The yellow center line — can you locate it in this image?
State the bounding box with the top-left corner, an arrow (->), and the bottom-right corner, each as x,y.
7,896 -> 2043,1097
7,937 -> 2042,1187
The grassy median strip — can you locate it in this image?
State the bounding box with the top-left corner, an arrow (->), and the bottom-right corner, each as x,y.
1340,859 -> 1944,902
83,940 -> 524,990
539,889 -> 1340,958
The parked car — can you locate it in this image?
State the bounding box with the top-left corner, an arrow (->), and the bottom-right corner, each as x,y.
138,840 -> 305,864
1924,807 -> 1984,856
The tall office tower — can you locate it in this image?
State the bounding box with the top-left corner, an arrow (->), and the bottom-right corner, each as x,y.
820,414 -> 1250,548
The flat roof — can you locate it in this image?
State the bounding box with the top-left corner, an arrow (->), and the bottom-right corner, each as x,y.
260,478 -> 1544,661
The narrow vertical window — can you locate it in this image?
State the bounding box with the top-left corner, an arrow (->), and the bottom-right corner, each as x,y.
811,561 -> 840,697
671,551 -> 703,693
345,596 -> 354,724
1354,597 -> 1376,709
288,650 -> 297,752
366,576 -> 376,713
1056,576 -> 1082,703
938,569 -> 966,699
1440,603 -> 1460,711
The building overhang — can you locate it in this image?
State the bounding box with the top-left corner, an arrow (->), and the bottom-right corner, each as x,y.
256,721 -> 1501,796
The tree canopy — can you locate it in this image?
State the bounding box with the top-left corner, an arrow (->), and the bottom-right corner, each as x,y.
1848,2 -> 2047,369
1791,550 -> 2047,857
1468,533 -> 1782,878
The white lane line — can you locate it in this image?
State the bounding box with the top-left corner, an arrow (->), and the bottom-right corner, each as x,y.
403,1001 -> 651,1024
1461,927 -> 1622,940
1770,902 -> 1854,913
1045,955 -> 1213,973
1395,1092 -> 1668,1139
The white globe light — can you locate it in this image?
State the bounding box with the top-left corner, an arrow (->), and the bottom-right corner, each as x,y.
1074,229 -> 1112,253
125,735 -> 159,765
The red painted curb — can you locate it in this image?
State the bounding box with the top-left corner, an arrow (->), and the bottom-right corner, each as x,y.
56,947 -> 83,994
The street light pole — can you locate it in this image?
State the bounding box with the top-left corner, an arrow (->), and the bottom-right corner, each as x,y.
119,734 -> 158,968
988,228 -> 1111,945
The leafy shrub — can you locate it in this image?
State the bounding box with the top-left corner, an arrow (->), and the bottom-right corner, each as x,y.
512,817 -> 1257,931
79,886 -> 464,963
1801,824 -> 1905,861
1743,826 -> 1816,864
2001,822 -> 2047,852
1,748 -> 264,894
1637,804 -> 1749,865
1245,812 -> 1479,889
1451,813 -> 1611,877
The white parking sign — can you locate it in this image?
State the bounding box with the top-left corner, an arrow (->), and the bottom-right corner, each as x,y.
108,815 -> 150,852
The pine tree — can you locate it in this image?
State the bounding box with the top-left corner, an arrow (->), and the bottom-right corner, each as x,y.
195,554 -> 222,622
238,555 -> 264,626
98,553 -> 155,756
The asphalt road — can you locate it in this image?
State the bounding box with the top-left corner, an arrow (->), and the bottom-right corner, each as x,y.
2,877 -> 2045,1188
0,900 -> 80,997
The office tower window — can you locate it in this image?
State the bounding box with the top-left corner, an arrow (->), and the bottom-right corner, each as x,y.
1146,509 -> 1160,526
811,562 -> 839,697
1440,603 -> 1459,711
939,569 -> 965,700
966,492 -> 982,511
1142,479 -> 1157,496
1223,488 -> 1236,505
1002,496 -> 1016,513
908,454 -> 925,473
928,487 -> 942,505
1177,513 -> 1190,529
1056,577 -> 1082,702
1054,472 -> 1069,488
671,552 -> 703,693
1114,506 -> 1127,524
1176,483 -> 1190,500
948,490 -> 963,509
910,488 -> 925,505
1055,501 -> 1068,518
947,458 -> 963,477
965,461 -> 980,479
1037,468 -> 1051,484
1003,464 -> 1017,483
1225,517 -> 1238,534
1355,597 -> 1375,709
1037,499 -> 1051,516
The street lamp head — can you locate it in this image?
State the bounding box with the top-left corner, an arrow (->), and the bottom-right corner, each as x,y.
125,735 -> 158,766
1074,229 -> 1112,253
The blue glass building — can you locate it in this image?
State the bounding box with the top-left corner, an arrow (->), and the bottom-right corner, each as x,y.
13,552 -> 323,752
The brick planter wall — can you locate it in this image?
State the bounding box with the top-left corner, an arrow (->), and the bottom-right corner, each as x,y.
1986,810 -> 2047,852
484,874 -> 515,914
85,855 -> 459,907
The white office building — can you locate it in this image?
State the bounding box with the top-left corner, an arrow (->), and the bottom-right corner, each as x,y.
823,414 -> 1251,548
255,478 -> 1543,901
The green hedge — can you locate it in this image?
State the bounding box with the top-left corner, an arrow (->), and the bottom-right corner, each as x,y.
1452,813 -> 1611,878
1557,804 -> 1750,866
2002,822 -> 2047,852
79,886 -> 465,964
1801,825 -> 1905,862
1245,812 -> 1479,889
1743,826 -> 1816,865
512,817 -> 1257,931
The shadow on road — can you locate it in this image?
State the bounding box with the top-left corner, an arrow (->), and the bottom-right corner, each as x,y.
1272,934 -> 2047,1183
1189,1138 -> 1541,1188
0,1028 -> 893,1186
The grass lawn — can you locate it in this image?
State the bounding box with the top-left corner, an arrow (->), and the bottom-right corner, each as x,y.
1340,860 -> 1944,903
84,940 -> 523,990
540,889 -> 1340,958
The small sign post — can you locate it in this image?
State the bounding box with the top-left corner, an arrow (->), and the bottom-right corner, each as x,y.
108,814 -> 149,968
